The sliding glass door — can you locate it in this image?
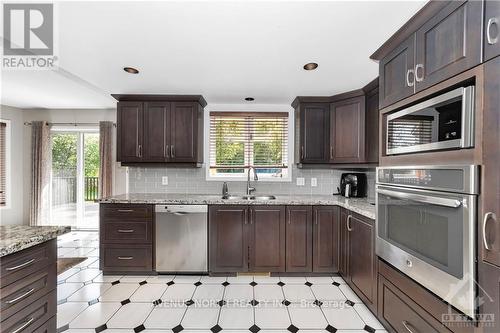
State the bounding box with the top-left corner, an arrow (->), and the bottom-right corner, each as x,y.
50,129 -> 99,229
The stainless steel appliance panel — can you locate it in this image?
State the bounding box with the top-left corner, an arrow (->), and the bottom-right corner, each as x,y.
155,205 -> 208,273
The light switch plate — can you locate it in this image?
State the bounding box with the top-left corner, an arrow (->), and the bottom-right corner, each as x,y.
296,177 -> 305,186
162,176 -> 168,185
311,178 -> 317,187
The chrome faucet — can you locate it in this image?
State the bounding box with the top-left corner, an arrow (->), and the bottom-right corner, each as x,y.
246,167 -> 258,195
222,182 -> 229,197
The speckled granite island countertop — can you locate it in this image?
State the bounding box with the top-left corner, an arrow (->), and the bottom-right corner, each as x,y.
99,193 -> 376,219
0,225 -> 71,257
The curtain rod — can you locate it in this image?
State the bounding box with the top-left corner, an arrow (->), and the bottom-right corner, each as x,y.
24,122 -> 116,127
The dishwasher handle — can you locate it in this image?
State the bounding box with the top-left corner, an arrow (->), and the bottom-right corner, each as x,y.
155,204 -> 208,214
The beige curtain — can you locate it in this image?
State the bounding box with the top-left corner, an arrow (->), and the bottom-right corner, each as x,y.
99,121 -> 113,198
30,121 -> 51,226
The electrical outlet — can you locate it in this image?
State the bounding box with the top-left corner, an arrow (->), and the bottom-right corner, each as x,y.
296,177 -> 305,186
162,176 -> 168,185
311,178 -> 317,187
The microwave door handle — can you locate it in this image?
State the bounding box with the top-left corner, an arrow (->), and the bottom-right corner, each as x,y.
377,189 -> 462,208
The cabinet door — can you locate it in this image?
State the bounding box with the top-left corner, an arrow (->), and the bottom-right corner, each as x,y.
299,103 -> 330,163
365,84 -> 379,164
249,206 -> 285,272
485,0 -> 500,61
209,206 -> 248,273
312,206 -> 339,273
286,206 -> 313,272
414,0 -> 482,92
144,102 -> 169,162
478,262 -> 500,333
330,96 -> 366,163
348,213 -> 377,310
117,102 -> 143,162
338,209 -> 349,278
169,102 -> 199,162
379,36 -> 415,109
482,57 -> 500,267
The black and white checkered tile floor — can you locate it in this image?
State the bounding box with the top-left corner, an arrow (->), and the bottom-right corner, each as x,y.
57,231 -> 386,333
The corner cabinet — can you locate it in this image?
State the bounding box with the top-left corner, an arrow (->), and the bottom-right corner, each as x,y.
114,95 -> 206,165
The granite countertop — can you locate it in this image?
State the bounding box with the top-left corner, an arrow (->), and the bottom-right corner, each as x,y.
99,193 -> 376,219
0,225 -> 71,257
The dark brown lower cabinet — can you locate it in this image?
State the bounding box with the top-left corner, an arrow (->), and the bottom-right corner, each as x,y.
249,206 -> 286,272
378,259 -> 474,333
209,205 -> 249,273
478,261 -> 500,333
285,206 -> 313,272
313,206 -> 340,272
348,212 -> 377,312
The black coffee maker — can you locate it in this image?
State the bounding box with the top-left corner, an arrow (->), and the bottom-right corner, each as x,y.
340,173 -> 367,198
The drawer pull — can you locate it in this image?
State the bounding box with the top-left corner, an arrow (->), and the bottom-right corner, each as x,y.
347,215 -> 353,232
117,256 -> 134,260
10,317 -> 34,333
117,229 -> 135,233
5,258 -> 35,271
117,209 -> 134,213
5,288 -> 35,304
402,320 -> 418,333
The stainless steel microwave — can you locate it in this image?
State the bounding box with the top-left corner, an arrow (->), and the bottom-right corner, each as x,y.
386,86 -> 475,155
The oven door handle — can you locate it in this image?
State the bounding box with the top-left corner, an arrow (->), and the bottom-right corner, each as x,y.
377,189 -> 462,208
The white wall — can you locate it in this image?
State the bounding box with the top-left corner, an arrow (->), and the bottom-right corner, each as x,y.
0,105 -> 25,225
21,108 -> 127,224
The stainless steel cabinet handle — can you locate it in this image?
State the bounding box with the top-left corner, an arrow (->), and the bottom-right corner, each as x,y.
10,317 -> 34,333
6,258 -> 35,271
377,188 -> 462,208
347,215 -> 353,232
5,288 -> 35,304
138,144 -> 142,158
415,64 -> 424,82
330,146 -> 334,159
402,320 -> 418,333
117,209 -> 134,213
165,145 -> 170,158
483,212 -> 497,251
406,69 -> 415,87
117,256 -> 134,260
117,229 -> 134,233
171,145 -> 175,158
487,17 -> 499,45
300,146 -> 304,160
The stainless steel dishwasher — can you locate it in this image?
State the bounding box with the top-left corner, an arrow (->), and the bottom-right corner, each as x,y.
155,205 -> 208,273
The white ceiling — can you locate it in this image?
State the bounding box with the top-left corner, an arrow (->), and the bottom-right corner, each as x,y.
1,1 -> 426,109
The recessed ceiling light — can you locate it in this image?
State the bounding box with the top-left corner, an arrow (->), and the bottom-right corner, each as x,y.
123,67 -> 139,74
303,62 -> 318,70
245,97 -> 254,101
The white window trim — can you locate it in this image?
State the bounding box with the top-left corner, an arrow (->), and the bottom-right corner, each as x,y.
0,119 -> 11,210
204,106 -> 294,182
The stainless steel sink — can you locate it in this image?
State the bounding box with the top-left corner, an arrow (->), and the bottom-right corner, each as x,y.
222,195 -> 276,200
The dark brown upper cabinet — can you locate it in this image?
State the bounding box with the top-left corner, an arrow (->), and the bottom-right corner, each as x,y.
114,95 -> 205,165
481,57 -> 500,268
378,36 -> 415,109
285,206 -> 313,272
248,206 -> 286,272
312,206 -> 340,273
209,205 -> 249,273
296,103 -> 330,163
117,102 -> 144,163
363,79 -> 380,164
414,0 -> 482,92
330,96 -> 366,163
372,0 -> 482,108
485,0 -> 500,61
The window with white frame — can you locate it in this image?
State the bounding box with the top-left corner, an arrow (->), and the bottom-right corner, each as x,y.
0,120 -> 10,207
208,112 -> 289,180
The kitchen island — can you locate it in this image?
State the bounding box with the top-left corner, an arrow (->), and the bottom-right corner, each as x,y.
0,225 -> 70,332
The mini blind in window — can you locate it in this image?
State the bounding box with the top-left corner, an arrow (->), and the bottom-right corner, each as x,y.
209,112 -> 289,177
387,116 -> 433,149
0,122 -> 6,206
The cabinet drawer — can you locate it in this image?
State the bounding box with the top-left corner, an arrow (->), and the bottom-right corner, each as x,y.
100,204 -> 153,220
0,264 -> 56,320
1,289 -> 56,333
0,240 -> 56,288
101,245 -> 152,272
102,221 -> 152,244
31,316 -> 56,333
